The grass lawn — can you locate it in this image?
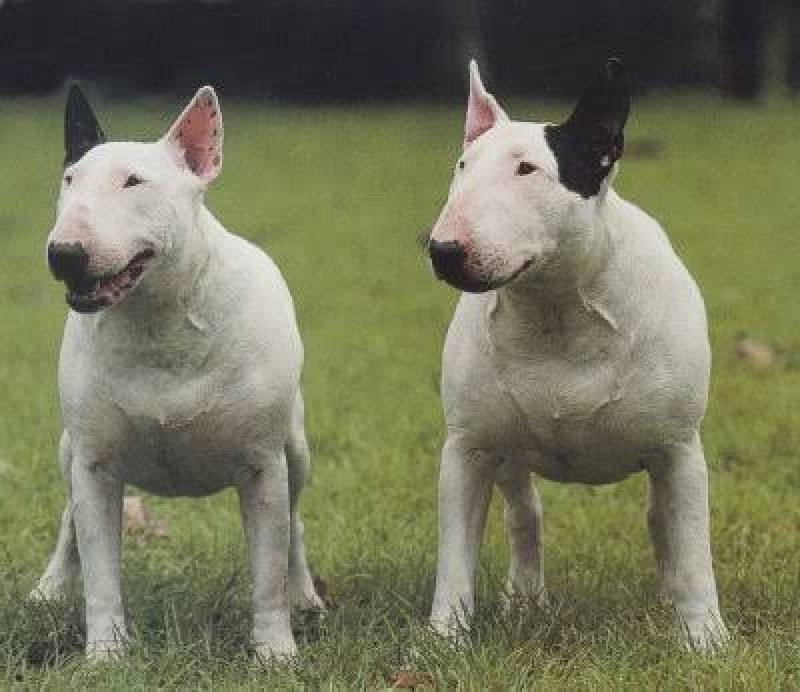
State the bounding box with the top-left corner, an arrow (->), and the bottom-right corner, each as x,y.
0,90 -> 799,688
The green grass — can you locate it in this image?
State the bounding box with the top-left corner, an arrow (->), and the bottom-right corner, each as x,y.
1,91 -> 799,688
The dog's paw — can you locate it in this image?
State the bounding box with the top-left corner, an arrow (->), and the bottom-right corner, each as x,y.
85,639 -> 126,663
681,613 -> 730,654
253,638 -> 297,665
290,586 -> 327,613
28,585 -> 59,603
28,578 -> 71,603
429,614 -> 470,646
500,582 -> 549,614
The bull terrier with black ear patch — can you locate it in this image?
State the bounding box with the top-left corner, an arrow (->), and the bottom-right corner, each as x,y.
427,59 -> 728,652
31,85 -> 324,661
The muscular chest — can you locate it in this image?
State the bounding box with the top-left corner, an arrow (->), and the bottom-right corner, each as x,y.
485,306 -> 660,481
61,352 -> 269,496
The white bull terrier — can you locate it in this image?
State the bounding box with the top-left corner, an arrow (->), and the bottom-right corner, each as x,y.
31,85 -> 324,660
427,59 -> 728,652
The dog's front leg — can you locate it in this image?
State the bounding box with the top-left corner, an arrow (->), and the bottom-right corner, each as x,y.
647,432 -> 728,653
70,452 -> 126,660
430,437 -> 495,638
237,448 -> 296,661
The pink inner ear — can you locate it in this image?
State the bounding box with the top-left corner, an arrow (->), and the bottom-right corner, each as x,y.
465,90 -> 497,145
170,95 -> 221,179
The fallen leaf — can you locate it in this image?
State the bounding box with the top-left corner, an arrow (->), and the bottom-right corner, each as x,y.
389,671 -> 434,689
735,338 -> 776,370
123,496 -> 147,530
123,496 -> 169,544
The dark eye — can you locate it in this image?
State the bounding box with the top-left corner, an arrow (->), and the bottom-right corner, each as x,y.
516,161 -> 537,176
124,174 -> 143,188
458,160 -> 465,170
64,174 -> 73,186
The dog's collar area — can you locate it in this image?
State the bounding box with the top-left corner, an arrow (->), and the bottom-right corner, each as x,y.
66,248 -> 155,313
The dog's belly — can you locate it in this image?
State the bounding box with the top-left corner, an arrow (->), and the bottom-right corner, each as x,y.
112,417 -> 242,496
98,398 -> 274,497
117,431 -> 232,497
508,425 -> 654,484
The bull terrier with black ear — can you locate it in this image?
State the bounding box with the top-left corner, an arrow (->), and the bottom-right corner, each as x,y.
427,59 -> 728,652
31,85 -> 324,661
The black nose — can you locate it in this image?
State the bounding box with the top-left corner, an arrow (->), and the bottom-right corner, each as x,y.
48,241 -> 90,284
429,239 -> 467,279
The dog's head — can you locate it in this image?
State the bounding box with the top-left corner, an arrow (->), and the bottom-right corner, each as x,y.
428,59 -> 630,293
47,85 -> 224,313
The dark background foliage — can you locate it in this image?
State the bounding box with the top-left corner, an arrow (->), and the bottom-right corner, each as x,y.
0,0 -> 792,101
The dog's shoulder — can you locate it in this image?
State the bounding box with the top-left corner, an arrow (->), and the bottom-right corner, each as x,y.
602,191 -> 709,384
604,191 -> 705,314
204,216 -> 291,298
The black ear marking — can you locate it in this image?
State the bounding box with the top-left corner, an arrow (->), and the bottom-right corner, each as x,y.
544,58 -> 631,198
64,84 -> 106,167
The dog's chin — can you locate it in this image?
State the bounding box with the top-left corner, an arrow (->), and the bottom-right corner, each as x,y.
440,258 -> 536,293
65,249 -> 155,314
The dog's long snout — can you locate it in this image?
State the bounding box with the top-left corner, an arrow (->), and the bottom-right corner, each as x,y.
48,241 -> 90,284
429,239 -> 467,280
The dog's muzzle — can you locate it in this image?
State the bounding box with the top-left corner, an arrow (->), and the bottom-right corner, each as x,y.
428,238 -> 536,293
48,241 -> 155,313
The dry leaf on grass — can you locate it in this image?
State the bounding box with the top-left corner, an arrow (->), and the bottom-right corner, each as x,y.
389,671 -> 434,689
735,338 -> 776,370
123,496 -> 169,544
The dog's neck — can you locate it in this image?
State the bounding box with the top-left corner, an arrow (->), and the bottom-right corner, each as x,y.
489,199 -> 618,347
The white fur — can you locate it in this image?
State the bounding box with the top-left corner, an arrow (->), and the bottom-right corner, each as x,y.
32,87 -> 324,661
428,65 -> 728,652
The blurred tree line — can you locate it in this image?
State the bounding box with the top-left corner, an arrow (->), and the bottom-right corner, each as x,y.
0,0 -> 791,100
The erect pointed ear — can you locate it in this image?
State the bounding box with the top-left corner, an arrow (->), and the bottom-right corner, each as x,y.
162,86 -> 223,183
464,60 -> 508,148
564,57 -> 630,155
64,84 -> 106,167
544,58 -> 631,198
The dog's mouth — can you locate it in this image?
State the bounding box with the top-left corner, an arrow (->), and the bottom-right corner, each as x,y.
443,257 -> 536,293
66,249 -> 155,313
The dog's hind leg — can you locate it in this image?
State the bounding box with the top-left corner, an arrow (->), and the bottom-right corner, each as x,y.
495,462 -> 547,609
285,392 -> 325,612
30,431 -> 80,601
